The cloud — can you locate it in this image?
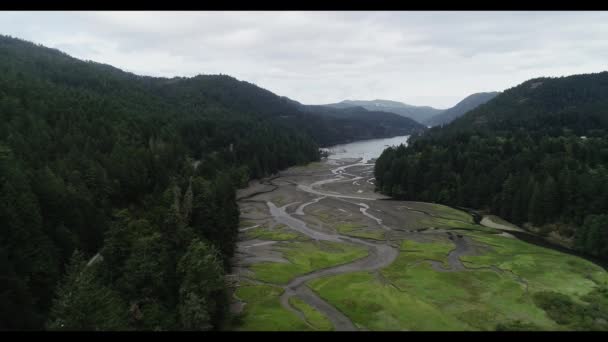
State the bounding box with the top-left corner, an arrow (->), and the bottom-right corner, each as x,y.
0,11 -> 607,108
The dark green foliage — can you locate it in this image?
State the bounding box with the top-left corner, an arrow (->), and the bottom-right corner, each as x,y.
176,239 -> 225,330
300,105 -> 427,144
0,35 -> 404,329
375,72 -> 608,261
0,147 -> 60,324
532,289 -> 608,330
533,291 -> 580,326
46,251 -> 129,331
121,233 -> 173,303
0,246 -> 43,329
575,215 -> 608,261
528,182 -> 543,226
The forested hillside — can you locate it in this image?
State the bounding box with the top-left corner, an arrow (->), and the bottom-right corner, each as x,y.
300,105 -> 426,143
0,35 -> 416,330
375,72 -> 608,261
148,76 -> 426,148
423,92 -> 499,127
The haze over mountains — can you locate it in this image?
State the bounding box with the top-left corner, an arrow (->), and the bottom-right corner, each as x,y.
325,99 -> 443,124
324,93 -> 499,127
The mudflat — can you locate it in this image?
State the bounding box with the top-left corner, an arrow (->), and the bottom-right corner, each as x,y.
228,158 -> 608,331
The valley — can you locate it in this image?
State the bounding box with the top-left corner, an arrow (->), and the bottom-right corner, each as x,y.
228,137 -> 608,331
2,17 -> 608,332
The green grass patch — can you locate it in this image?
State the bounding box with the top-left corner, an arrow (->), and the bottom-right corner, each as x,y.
288,297 -> 333,331
308,271 -> 468,330
420,216 -> 494,232
335,223 -> 385,240
425,203 -> 475,223
461,231 -> 608,298
301,161 -> 325,170
400,239 -> 454,254
244,221 -> 608,331
244,224 -> 305,241
234,284 -> 310,331
251,240 -> 368,284
378,259 -> 558,330
388,239 -> 455,268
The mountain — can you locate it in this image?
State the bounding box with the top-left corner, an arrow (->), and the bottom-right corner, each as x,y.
0,34 -> 326,330
149,78 -> 427,147
325,93 -> 500,127
375,72 -> 608,262
324,99 -> 443,124
423,92 -> 499,127
0,35 -> 427,330
423,72 -> 608,137
143,75 -> 427,147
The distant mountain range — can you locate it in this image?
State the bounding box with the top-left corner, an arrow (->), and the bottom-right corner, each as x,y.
299,104 -> 427,141
324,94 -> 499,127
267,97 -> 427,143
324,99 -> 443,124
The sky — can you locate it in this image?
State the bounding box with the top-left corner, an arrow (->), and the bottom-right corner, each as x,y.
1,11 -> 607,109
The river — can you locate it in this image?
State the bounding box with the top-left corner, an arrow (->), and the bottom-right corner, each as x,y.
320,135 -> 410,162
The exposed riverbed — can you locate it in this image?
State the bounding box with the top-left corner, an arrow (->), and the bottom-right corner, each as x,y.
228,136 -> 607,331
230,136 -> 476,330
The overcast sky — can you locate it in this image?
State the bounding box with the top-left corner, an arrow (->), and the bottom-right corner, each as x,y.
1,11 -> 607,108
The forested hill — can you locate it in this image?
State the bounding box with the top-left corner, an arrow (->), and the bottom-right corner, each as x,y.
418,72 -> 608,139
375,72 -> 608,261
423,92 -> 499,127
299,104 -> 426,142
137,72 -> 426,147
0,35 -> 418,331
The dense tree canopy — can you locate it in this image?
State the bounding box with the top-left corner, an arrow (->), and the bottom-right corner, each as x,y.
0,35 -> 420,330
375,72 -> 608,261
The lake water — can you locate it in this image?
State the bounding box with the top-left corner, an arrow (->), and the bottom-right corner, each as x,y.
321,135 -> 410,163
